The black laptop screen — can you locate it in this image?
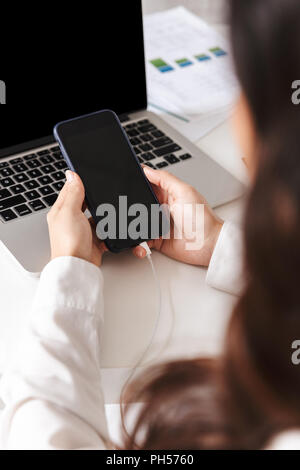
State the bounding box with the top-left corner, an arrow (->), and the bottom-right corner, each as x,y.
0,1 -> 147,157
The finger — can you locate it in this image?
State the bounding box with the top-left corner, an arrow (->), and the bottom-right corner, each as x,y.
93,234 -> 109,253
133,246 -> 147,258
99,241 -> 108,254
55,170 -> 85,212
89,216 -> 96,229
51,177 -> 69,212
132,240 -> 154,259
89,217 -> 109,251
143,166 -> 187,196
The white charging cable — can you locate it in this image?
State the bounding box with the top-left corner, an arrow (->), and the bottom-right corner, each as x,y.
135,242 -> 162,367
119,241 -> 163,442
121,241 -> 162,394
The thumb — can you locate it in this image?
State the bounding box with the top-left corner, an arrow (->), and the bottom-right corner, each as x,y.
143,166 -> 188,197
54,170 -> 85,212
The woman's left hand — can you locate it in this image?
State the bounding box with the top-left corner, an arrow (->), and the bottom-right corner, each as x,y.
47,170 -> 107,267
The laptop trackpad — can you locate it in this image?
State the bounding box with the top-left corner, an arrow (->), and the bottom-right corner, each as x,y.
0,211 -> 51,274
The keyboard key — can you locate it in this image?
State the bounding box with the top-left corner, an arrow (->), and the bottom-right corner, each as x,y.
27,159 -> 41,168
13,173 -> 29,183
0,162 -> 9,169
120,117 -> 130,124
52,171 -> 65,181
180,153 -> 192,161
43,193 -> 58,207
0,209 -> 17,222
10,157 -> 23,165
142,152 -> 155,161
130,137 -> 142,146
52,152 -> 63,160
11,184 -> 25,195
54,160 -> 68,170
138,156 -> 144,164
52,181 -> 64,191
25,180 -> 39,190
12,163 -> 28,173
140,143 -> 153,152
23,153 -> 37,161
38,176 -> 53,186
0,194 -> 26,211
164,154 -> 180,164
152,130 -> 164,139
29,199 -> 46,212
145,162 -> 155,169
154,144 -> 182,157
37,149 -> 50,156
140,133 -> 152,142
15,204 -> 32,217
25,190 -> 40,201
40,155 -> 54,165
134,147 -> 142,155
156,161 -> 169,169
50,146 -> 60,153
152,137 -> 173,149
127,129 -> 140,137
27,169 -> 42,178
1,177 -> 15,187
0,189 -> 12,200
0,168 -> 14,177
41,164 -> 55,174
138,119 -> 150,125
124,123 -> 137,130
39,185 -> 54,196
139,124 -> 156,133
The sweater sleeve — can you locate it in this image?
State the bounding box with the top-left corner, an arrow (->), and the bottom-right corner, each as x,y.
0,256 -> 109,450
206,221 -> 245,296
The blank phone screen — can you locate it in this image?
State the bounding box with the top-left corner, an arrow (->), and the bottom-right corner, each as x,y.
58,112 -> 162,251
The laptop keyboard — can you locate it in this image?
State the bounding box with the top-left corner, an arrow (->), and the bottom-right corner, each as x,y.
0,146 -> 67,222
123,119 -> 191,170
0,118 -> 192,223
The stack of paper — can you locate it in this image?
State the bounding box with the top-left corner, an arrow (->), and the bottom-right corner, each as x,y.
144,7 -> 240,142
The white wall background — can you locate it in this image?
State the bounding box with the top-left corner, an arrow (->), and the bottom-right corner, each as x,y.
142,0 -> 227,24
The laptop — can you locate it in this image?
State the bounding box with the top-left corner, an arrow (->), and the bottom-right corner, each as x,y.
0,1 -> 244,274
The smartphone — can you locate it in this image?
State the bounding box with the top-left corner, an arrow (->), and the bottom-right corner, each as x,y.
53,110 -> 168,253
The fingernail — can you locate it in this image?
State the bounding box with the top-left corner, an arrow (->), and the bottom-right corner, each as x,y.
66,170 -> 74,183
137,248 -> 144,258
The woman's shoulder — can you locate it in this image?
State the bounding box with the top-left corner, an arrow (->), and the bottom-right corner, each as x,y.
266,429 -> 300,450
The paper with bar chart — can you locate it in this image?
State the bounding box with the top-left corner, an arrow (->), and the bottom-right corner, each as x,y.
144,6 -> 239,131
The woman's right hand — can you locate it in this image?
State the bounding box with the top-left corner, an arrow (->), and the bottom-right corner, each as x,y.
133,166 -> 223,267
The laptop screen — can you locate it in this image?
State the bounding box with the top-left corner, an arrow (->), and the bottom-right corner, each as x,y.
0,1 -> 147,157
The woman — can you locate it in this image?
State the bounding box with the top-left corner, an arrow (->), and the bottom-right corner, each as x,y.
1,0 -> 300,449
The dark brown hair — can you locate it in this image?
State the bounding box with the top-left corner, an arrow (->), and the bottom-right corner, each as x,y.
121,0 -> 300,449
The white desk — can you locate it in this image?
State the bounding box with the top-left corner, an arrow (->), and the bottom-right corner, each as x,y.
0,114 -> 247,407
